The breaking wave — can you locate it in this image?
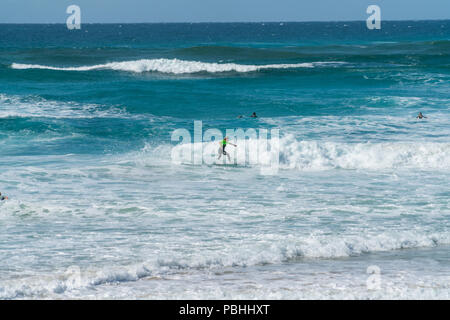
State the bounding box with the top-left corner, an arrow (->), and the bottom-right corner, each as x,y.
168,135 -> 450,170
0,229 -> 448,299
11,58 -> 343,74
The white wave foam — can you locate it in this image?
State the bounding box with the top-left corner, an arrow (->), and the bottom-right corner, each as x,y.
0,93 -> 129,119
0,230 -> 448,299
277,135 -> 450,170
11,59 -> 341,74
166,135 -> 450,170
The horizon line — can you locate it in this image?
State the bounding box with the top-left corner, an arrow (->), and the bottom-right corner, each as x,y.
1,18 -> 449,25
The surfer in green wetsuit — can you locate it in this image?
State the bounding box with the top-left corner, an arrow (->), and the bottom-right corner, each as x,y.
218,137 -> 237,161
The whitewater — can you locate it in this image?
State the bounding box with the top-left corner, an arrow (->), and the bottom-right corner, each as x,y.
1,22 -> 450,300
11,59 -> 341,74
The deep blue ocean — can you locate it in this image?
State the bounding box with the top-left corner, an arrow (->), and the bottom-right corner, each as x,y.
0,21 -> 449,299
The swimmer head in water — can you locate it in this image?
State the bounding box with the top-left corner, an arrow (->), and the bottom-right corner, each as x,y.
417,112 -> 427,119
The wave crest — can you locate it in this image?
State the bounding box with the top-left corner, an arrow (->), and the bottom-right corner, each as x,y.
277,136 -> 450,170
167,135 -> 450,170
11,58 -> 342,74
0,230 -> 448,299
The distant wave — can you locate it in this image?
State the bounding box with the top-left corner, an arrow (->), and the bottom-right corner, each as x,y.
11,58 -> 343,74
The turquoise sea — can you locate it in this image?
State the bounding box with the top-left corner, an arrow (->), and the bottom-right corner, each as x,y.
0,21 -> 449,299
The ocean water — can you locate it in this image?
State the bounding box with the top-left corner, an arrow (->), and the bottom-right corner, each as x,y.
0,21 -> 449,299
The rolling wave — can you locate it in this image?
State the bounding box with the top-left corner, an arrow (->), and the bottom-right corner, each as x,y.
168,135 -> 450,170
0,228 -> 447,299
11,58 -> 343,74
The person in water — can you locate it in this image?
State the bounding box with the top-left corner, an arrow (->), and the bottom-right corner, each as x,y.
417,112 -> 427,119
0,192 -> 8,201
250,112 -> 257,118
218,137 -> 237,161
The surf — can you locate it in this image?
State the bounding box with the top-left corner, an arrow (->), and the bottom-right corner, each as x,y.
10,58 -> 342,74
167,136 -> 450,171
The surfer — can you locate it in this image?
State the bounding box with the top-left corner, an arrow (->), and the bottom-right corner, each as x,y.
416,112 -> 427,119
250,112 -> 257,118
218,137 -> 237,161
0,192 -> 8,201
